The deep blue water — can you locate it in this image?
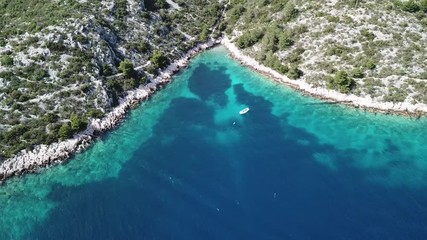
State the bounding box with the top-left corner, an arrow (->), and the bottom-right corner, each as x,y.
1,47 -> 427,239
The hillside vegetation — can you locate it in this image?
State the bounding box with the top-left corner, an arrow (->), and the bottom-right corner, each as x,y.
1,0 -> 426,160
224,0 -> 427,100
0,0 -> 225,159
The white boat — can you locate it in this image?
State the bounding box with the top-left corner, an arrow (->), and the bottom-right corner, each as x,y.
239,107 -> 250,115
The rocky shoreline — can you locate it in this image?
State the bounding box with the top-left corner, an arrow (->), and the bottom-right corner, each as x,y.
0,39 -> 219,184
221,37 -> 427,118
2,37 -> 426,184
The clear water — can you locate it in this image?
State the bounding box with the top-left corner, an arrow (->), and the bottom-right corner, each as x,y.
1,46 -> 427,239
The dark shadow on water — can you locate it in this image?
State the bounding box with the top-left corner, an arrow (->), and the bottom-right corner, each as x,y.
27,63 -> 427,240
188,64 -> 231,107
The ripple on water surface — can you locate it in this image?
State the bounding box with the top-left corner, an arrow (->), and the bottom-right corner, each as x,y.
0,46 -> 427,239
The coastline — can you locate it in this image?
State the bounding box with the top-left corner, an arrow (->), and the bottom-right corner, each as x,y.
220,37 -> 427,117
0,39 -> 219,183
1,37 -> 426,183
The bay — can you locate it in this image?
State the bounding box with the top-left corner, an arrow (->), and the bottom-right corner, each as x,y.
0,46 -> 426,239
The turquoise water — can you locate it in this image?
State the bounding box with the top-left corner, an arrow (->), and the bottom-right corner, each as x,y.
1,46 -> 427,239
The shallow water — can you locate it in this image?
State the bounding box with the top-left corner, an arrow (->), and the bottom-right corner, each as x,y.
1,46 -> 427,239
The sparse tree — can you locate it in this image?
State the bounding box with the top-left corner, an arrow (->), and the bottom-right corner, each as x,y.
328,70 -> 355,93
402,0 -> 420,12
287,65 -> 303,79
278,32 -> 294,50
420,0 -> 427,12
199,26 -> 210,42
150,51 -> 169,70
59,123 -> 72,140
119,59 -> 136,79
0,55 -> 13,66
70,114 -> 87,131
262,25 -> 280,52
283,2 -> 298,22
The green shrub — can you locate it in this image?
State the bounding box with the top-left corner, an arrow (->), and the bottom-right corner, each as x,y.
218,22 -> 227,32
286,47 -> 305,64
360,29 -> 375,41
88,109 -> 104,118
324,25 -> 336,34
327,70 -> 355,93
402,0 -> 420,12
407,32 -> 421,42
351,68 -> 364,78
362,43 -> 376,57
327,15 -> 340,23
278,32 -> 294,49
146,65 -> 158,75
326,44 -> 351,57
32,68 -> 48,81
393,32 -> 403,41
119,60 -> 137,79
236,30 -> 264,49
70,114 -> 88,131
0,38 -> 6,47
287,65 -> 303,79
116,0 -> 128,23
264,52 -> 288,74
418,71 -> 427,79
2,125 -> 27,144
74,34 -> 89,44
383,87 -> 408,102
291,25 -> 308,36
107,78 -> 123,93
261,26 -> 280,52
45,41 -> 67,52
59,123 -> 72,140
365,59 -> 376,70
228,4 -> 246,22
123,78 -> 140,91
283,2 -> 298,22
140,75 -> 148,84
102,64 -> 114,76
206,3 -> 222,18
421,0 -> 427,12
199,26 -> 210,42
0,55 -> 13,66
137,40 -> 151,53
150,51 -> 170,69
41,113 -> 58,124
